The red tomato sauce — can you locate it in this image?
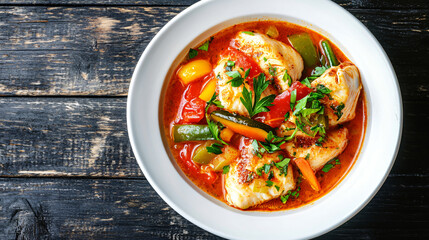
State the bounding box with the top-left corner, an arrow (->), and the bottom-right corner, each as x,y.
162,21 -> 367,211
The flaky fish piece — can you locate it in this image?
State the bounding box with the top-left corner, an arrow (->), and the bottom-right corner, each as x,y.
214,58 -> 277,117
283,127 -> 349,171
311,62 -> 362,126
224,138 -> 295,209
233,32 -> 304,92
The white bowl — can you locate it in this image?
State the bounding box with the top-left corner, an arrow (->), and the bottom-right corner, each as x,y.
127,0 -> 402,239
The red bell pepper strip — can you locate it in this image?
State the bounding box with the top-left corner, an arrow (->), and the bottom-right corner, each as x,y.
256,82 -> 312,127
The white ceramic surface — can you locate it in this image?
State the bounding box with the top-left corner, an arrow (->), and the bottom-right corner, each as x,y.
127,0 -> 402,239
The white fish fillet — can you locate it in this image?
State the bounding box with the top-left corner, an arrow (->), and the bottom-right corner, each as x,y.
311,62 -> 362,126
283,127 -> 349,171
233,32 -> 304,92
224,139 -> 295,209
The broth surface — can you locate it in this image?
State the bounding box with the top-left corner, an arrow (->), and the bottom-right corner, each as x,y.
163,21 -> 366,211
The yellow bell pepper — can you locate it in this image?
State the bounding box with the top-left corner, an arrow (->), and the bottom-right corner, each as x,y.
177,59 -> 212,85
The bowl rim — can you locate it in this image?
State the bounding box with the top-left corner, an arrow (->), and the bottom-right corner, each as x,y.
127,0 -> 403,239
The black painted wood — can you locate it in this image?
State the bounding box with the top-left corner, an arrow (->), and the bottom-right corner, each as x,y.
0,98 -> 427,177
0,0 -> 427,239
0,175 -> 427,239
0,7 -> 427,99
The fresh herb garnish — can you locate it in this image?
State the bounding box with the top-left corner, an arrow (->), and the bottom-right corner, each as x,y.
312,66 -> 328,77
268,171 -> 274,180
223,165 -> 230,174
290,89 -> 297,110
265,180 -> 274,187
284,112 -> 290,121
240,74 -> 276,118
244,68 -> 251,79
268,63 -> 277,76
188,48 -> 198,59
225,60 -> 235,71
205,93 -> 224,112
275,157 -> 291,176
246,172 -> 255,182
198,37 -> 213,51
263,164 -> 271,174
275,185 -> 280,191
207,119 -> 227,145
242,31 -> 254,35
301,78 -> 311,88
206,143 -> 223,155
225,71 -> 244,87
331,102 -> 345,120
316,84 -> 332,94
305,153 -> 310,160
283,69 -> 292,87
263,57 -> 268,62
322,158 -> 340,172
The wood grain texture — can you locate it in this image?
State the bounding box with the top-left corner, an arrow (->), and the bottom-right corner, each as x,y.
0,98 -> 427,178
0,175 -> 427,239
0,0 -> 428,9
0,6 -> 427,99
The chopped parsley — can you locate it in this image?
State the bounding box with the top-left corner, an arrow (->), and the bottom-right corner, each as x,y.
205,92 -> 224,112
290,89 -> 297,110
226,60 -> 235,71
301,78 -> 311,88
242,31 -> 254,35
275,156 -> 291,176
222,165 -> 230,174
206,143 -> 223,155
240,74 -> 276,117
246,172 -> 255,182
322,158 -> 341,172
188,48 -> 198,59
226,71 -> 244,87
274,185 -> 280,191
198,37 -> 213,51
263,57 -> 268,62
244,68 -> 251,79
283,69 -> 292,87
331,102 -> 345,120
305,153 -> 310,160
268,63 -> 277,76
265,180 -> 274,187
316,84 -> 332,94
263,164 -> 271,174
207,119 -> 227,145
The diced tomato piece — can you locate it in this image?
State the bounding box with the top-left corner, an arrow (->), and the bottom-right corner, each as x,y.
255,82 -> 312,127
182,98 -> 206,123
221,47 -> 263,85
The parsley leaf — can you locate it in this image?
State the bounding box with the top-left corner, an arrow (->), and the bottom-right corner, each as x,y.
311,66 -> 327,77
290,89 -> 297,110
305,153 -> 310,160
283,69 -> 292,87
198,41 -> 210,51
205,93 -> 224,112
268,63 -> 277,76
331,102 -> 345,120
226,60 -> 235,71
244,68 -> 251,79
265,180 -> 274,187
322,158 -> 341,172
263,164 -> 271,174
188,48 -> 198,59
242,31 -> 254,35
206,143 -> 223,155
301,78 -> 311,88
207,119 -> 227,145
226,71 -> 244,87
275,157 -> 291,176
275,185 -> 280,191
316,84 -> 332,94
223,165 -> 230,174
240,74 -> 276,117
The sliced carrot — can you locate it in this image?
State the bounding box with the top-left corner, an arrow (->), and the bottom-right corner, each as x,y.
293,158 -> 321,192
220,127 -> 235,142
211,115 -> 269,141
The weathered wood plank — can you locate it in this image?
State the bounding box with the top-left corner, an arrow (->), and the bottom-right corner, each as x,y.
0,0 -> 427,9
0,97 -> 142,178
0,176 -> 427,239
0,6 -> 184,96
0,7 -> 427,100
0,98 -> 426,177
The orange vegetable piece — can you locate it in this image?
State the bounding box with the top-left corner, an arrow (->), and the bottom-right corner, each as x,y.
199,78 -> 217,102
293,158 -> 321,192
220,127 -> 235,142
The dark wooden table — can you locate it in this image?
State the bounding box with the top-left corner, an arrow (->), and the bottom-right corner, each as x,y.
0,0 -> 427,239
